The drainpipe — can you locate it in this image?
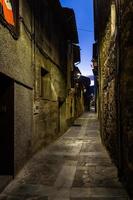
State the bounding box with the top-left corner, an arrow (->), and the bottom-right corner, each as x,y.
31,1 -> 38,103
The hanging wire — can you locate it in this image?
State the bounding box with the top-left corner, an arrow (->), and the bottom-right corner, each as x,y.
78,28 -> 94,32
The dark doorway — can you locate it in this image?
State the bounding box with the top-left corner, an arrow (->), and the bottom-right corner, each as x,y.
0,73 -> 14,175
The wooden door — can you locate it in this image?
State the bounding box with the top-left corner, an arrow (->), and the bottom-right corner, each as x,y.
0,73 -> 14,175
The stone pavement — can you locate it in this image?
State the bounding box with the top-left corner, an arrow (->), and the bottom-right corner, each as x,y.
0,112 -> 129,199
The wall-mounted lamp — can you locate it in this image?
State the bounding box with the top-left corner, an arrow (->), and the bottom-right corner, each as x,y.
92,59 -> 98,68
76,73 -> 81,79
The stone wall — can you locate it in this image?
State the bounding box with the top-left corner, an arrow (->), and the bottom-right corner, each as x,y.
0,0 -> 33,190
32,48 -> 67,153
14,83 -> 32,173
0,1 -> 32,87
32,8 -> 68,152
94,0 -> 133,195
119,0 -> 133,194
0,0 -> 81,192
99,16 -> 119,163
0,0 -> 71,190
31,1 -> 80,153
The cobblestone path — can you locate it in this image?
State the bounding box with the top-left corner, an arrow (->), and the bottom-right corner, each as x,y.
0,112 -> 129,199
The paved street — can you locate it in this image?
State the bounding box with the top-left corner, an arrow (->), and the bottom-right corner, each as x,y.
0,112 -> 129,199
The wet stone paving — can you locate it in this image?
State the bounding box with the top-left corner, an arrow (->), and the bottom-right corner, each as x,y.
0,112 -> 129,199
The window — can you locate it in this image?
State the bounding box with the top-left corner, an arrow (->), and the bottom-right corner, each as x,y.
0,0 -> 19,39
40,67 -> 50,99
111,2 -> 116,37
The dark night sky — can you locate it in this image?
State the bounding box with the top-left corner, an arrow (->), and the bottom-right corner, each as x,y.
60,0 -> 94,76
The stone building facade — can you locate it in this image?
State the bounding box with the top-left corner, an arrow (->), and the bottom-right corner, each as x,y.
0,0 -> 33,191
94,0 -> 133,195
0,0 -> 80,191
63,8 -> 81,127
73,67 -> 84,118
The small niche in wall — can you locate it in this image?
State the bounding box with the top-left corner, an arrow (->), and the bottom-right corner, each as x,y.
111,2 -> 116,37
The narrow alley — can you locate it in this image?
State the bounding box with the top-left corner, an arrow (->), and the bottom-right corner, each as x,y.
0,0 -> 133,198
0,112 -> 128,200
